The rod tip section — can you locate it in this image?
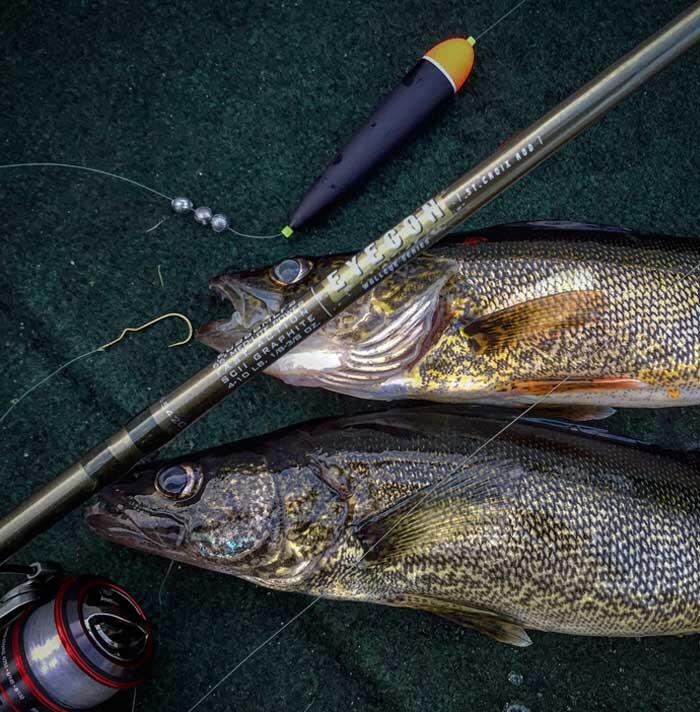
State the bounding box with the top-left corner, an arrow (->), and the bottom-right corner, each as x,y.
424,37 -> 475,92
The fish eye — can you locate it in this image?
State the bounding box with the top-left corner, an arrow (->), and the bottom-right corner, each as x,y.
155,464 -> 202,501
270,257 -> 313,286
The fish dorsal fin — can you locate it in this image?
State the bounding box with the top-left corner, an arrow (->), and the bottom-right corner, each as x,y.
462,289 -> 608,355
440,220 -> 635,246
393,593 -> 531,647
353,457 -> 522,563
481,219 -> 635,235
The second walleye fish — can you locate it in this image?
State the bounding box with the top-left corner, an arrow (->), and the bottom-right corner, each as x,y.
198,221 -> 700,419
86,409 -> 700,644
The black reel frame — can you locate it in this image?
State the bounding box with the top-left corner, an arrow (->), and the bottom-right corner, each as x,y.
0,561 -> 64,629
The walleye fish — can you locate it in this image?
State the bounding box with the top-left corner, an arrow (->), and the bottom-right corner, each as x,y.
86,408 -> 700,645
198,221 -> 700,420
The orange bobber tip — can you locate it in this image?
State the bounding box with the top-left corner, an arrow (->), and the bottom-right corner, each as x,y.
424,36 -> 476,93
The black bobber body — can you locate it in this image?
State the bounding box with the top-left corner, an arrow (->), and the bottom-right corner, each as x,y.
288,37 -> 476,230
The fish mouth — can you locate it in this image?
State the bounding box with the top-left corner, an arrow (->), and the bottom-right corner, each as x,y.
85,508 -> 151,550
197,275 -> 284,352
197,263 -> 452,398
85,496 -> 187,555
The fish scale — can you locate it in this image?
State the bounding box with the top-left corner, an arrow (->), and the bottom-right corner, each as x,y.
421,234 -> 700,403
88,408 -> 700,645
305,417 -> 700,640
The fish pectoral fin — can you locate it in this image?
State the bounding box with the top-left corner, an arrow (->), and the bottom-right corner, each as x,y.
508,377 -> 645,397
462,289 -> 608,355
394,593 -> 532,647
353,465 -> 519,564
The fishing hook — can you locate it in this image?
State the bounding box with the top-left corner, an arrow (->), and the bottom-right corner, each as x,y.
101,312 -> 193,350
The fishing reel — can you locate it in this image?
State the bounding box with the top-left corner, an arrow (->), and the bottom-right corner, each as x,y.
0,562 -> 153,711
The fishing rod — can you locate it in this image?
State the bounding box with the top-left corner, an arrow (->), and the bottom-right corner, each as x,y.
1,2 -> 699,563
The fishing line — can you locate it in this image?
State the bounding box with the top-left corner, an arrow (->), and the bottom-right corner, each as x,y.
474,0 -> 532,42
0,348 -> 104,427
0,162 -> 173,201
0,313 -> 193,430
0,162 -> 283,241
187,596 -> 324,712
158,559 -> 176,609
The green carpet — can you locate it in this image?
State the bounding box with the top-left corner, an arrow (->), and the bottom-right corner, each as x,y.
2,0 -> 700,710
